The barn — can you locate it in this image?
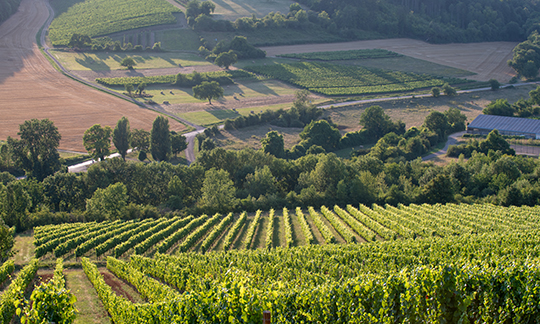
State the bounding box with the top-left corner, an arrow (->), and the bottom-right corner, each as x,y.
467,115 -> 540,139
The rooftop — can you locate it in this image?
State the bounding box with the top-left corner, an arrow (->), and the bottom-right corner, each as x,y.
467,115 -> 540,135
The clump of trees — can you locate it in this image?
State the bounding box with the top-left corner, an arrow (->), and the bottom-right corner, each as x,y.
482,87 -> 540,117
199,36 -> 266,62
508,31 -> 540,80
447,129 -> 515,158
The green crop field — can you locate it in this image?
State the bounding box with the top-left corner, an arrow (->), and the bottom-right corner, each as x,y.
245,62 -> 473,96
12,203 -> 540,322
48,0 -> 181,46
277,49 -> 402,61
95,70 -> 257,86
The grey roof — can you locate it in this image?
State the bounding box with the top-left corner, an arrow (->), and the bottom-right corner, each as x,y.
468,115 -> 540,134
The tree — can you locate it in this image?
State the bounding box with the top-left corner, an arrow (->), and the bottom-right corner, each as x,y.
120,57 -> 136,69
489,79 -> 500,90
423,111 -> 449,142
113,117 -> 131,161
137,82 -> 146,95
431,87 -> 441,97
483,99 -> 514,116
192,81 -> 224,104
200,1 -> 216,15
83,124 -> 112,161
171,134 -> 188,157
215,50 -> 237,69
359,105 -> 394,140
0,218 -> 14,262
150,116 -> 171,161
86,182 -> 128,221
199,168 -> 236,212
444,107 -> 467,133
131,128 -> 150,151
201,138 -> 216,151
299,120 -> 341,151
125,84 -> 134,96
7,119 -> 61,181
508,31 -> 540,79
68,33 -> 91,48
442,83 -> 457,96
261,131 -> 285,158
244,166 -> 277,198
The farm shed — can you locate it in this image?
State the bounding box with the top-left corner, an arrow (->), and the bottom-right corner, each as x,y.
467,115 -> 540,139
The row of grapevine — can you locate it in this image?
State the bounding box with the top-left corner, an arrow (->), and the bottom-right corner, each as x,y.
55,221 -> 122,257
243,210 -> 262,249
177,214 -> 222,253
34,222 -> 88,246
296,207 -> 314,244
200,213 -> 233,253
358,204 -> 413,239
320,206 -> 356,243
265,209 -> 275,249
75,220 -> 139,257
133,216 -> 194,255
334,206 -> 376,241
35,222 -> 103,258
372,204 -> 432,238
0,260 -> 14,285
308,206 -> 335,243
346,205 -> 396,240
155,215 -> 208,253
107,257 -> 180,301
223,212 -> 247,251
81,258 -> 175,323
283,208 -> 293,248
113,218 -> 178,257
95,219 -> 157,256
0,259 -> 39,323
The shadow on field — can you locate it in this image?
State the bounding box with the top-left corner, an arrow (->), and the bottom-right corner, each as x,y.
75,55 -> 110,71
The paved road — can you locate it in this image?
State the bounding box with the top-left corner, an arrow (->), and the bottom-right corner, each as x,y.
422,131 -> 465,161
318,83 -> 540,109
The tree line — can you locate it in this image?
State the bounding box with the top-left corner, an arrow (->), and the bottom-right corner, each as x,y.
0,0 -> 21,25
2,105 -> 539,232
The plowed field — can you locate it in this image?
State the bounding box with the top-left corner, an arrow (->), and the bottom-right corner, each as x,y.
0,0 -> 185,152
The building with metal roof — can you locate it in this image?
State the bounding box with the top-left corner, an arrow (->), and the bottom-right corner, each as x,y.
467,115 -> 540,139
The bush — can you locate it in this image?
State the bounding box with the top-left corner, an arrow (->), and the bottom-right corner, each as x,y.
489,79 -> 500,90
431,87 -> 441,97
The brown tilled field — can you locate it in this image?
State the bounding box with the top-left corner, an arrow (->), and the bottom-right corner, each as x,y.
260,39 -> 518,82
0,0 -> 186,152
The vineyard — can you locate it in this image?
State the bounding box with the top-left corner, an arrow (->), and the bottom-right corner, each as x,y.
4,203 -> 540,322
244,62 -> 472,96
277,49 -> 402,61
48,0 -> 181,46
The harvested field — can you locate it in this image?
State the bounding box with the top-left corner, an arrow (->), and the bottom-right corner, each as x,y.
0,0 -> 186,152
260,39 -> 518,83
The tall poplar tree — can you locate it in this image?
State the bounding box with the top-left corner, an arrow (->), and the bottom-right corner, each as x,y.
113,117 -> 131,161
150,116 -> 171,161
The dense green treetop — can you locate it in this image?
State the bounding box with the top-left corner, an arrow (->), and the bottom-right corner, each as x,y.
7,119 -> 62,181
150,116 -> 171,162
113,117 -> 131,161
83,124 -> 112,161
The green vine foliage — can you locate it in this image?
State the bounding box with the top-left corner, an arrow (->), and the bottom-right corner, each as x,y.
16,259 -> 77,324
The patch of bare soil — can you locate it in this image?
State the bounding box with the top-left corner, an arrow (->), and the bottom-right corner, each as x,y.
0,0 -> 185,152
260,38 -> 517,82
100,270 -> 142,303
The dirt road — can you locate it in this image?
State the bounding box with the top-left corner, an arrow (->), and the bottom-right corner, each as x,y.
260,39 -> 517,82
0,0 -> 185,151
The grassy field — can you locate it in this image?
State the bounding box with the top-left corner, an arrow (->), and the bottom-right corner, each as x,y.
49,0 -> 181,46
66,270 -> 112,324
212,124 -> 303,151
51,51 -> 210,71
324,85 -> 539,133
155,29 -> 202,51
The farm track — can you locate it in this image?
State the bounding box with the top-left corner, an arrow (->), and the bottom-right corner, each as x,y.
0,0 -> 187,151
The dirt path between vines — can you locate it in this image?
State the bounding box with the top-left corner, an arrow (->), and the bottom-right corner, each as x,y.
260,39 -> 518,82
0,0 -> 186,152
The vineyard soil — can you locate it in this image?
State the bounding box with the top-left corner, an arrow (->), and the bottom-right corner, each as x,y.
0,0 -> 186,151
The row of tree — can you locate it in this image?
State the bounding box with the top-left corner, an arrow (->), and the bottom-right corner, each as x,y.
482,86 -> 540,117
